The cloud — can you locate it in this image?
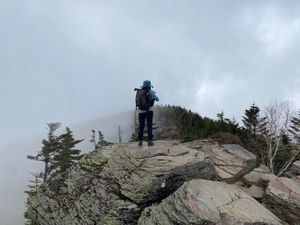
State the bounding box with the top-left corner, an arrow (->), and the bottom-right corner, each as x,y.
1,1 -> 300,143
1,0 -> 300,143
241,5 -> 300,56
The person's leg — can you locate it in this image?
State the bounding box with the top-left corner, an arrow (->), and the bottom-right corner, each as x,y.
138,112 -> 146,145
146,111 -> 154,146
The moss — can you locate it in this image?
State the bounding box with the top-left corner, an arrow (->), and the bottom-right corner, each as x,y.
101,217 -> 121,225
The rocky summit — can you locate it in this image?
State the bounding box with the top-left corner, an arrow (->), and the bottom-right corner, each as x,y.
26,140 -> 300,225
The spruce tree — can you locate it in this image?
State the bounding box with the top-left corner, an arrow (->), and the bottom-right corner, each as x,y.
90,130 -> 112,149
216,111 -> 227,132
27,122 -> 61,182
53,127 -> 83,173
97,130 -> 112,148
242,104 -> 262,135
225,117 -> 240,134
24,172 -> 42,197
90,129 -> 97,149
24,172 -> 42,225
216,111 -> 225,122
290,110 -> 300,143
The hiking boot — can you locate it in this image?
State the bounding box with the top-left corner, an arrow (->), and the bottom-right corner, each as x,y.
148,141 -> 154,147
138,141 -> 143,147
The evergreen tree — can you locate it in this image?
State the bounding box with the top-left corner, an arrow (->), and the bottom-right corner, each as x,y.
216,111 -> 228,132
90,129 -> 97,149
96,130 -> 112,148
24,172 -> 42,225
216,111 -> 225,122
225,117 -> 240,134
290,110 -> 300,143
242,104 -> 261,135
90,130 -> 112,148
27,122 -> 61,182
53,127 -> 83,173
24,172 -> 42,197
24,211 -> 39,225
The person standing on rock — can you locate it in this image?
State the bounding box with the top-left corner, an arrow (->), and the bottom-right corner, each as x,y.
135,80 -> 159,147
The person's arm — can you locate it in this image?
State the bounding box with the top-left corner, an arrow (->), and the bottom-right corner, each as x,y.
150,90 -> 159,102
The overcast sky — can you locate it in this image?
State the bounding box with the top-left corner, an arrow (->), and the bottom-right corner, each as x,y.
2,1 -> 300,223
1,0 -> 300,144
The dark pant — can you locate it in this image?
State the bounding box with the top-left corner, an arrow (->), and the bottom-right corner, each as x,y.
138,111 -> 153,142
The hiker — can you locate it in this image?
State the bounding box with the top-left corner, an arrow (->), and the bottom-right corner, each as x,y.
135,80 -> 159,146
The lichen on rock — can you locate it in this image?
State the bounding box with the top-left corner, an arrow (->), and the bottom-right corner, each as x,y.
26,140 -> 217,225
138,179 -> 283,225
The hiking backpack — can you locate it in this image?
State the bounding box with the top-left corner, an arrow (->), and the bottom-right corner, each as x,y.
135,88 -> 153,110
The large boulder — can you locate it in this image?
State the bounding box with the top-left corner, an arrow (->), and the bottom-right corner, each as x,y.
235,164 -> 276,199
212,144 -> 257,182
138,179 -> 282,225
27,141 -> 217,225
186,141 -> 257,183
264,176 -> 300,225
101,141 -> 217,204
242,164 -> 275,185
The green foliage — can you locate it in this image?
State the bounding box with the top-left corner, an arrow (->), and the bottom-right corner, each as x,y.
24,172 -> 43,197
273,110 -> 300,174
155,105 -> 241,142
24,172 -> 43,225
273,143 -> 299,174
241,104 -> 300,174
53,127 -> 83,173
242,103 -> 266,136
290,110 -> 300,143
90,129 -> 97,149
148,104 -> 300,174
27,123 -> 84,181
154,105 -> 270,165
97,130 -> 113,148
27,122 -> 61,182
24,210 -> 39,225
90,129 -> 112,149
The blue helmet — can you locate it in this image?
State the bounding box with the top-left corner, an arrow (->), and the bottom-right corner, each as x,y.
143,80 -> 153,88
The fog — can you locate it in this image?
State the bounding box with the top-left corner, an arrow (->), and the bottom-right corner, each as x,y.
0,111 -> 133,225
